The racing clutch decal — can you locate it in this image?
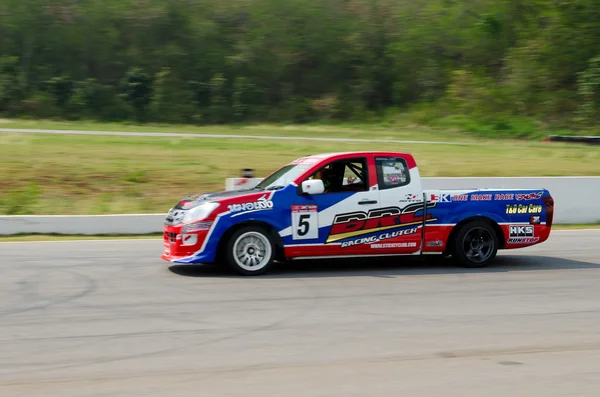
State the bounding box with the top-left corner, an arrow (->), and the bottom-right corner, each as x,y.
326,202 -> 437,243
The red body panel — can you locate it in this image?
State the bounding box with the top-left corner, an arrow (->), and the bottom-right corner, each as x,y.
500,224 -> 552,249
161,225 -> 209,261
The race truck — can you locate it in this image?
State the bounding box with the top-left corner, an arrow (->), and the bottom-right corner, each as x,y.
161,151 -> 554,275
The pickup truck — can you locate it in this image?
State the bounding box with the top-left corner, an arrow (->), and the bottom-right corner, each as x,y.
161,151 -> 554,275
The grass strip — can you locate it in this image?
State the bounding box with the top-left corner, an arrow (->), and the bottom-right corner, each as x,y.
1,123 -> 598,215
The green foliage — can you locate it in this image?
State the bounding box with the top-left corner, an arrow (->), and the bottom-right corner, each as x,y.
69,79 -> 108,119
577,55 -> 600,125
0,56 -> 23,113
208,73 -> 229,124
151,68 -> 195,123
46,76 -> 74,112
1,0 -> 600,134
120,68 -> 153,122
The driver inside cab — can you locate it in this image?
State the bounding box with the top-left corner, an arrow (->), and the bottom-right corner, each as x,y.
314,166 -> 341,193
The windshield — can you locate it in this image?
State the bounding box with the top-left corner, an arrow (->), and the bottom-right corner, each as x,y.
254,163 -> 313,190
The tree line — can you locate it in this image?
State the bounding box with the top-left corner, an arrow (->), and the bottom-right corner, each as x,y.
1,0 -> 600,130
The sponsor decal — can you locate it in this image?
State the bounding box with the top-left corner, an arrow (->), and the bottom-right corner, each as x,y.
470,193 -> 492,201
428,193 -> 449,202
507,224 -> 539,244
505,203 -> 543,215
291,204 -> 317,212
227,194 -> 273,212
494,193 -> 515,200
165,208 -> 186,225
371,242 -> 418,249
509,225 -> 534,237
291,204 -> 319,240
426,239 -> 444,247
508,237 -> 540,244
530,215 -> 541,225
429,193 -> 471,203
452,194 -> 468,201
327,202 -> 437,243
181,234 -> 198,246
400,193 -> 421,202
291,157 -> 320,164
340,227 -> 419,248
516,191 -> 543,201
176,194 -> 211,210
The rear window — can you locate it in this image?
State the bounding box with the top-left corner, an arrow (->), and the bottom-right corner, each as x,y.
375,157 -> 410,189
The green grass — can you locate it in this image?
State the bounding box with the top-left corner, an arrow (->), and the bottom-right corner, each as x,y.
1,121 -> 599,215
550,224 -> 600,230
0,117 -> 488,143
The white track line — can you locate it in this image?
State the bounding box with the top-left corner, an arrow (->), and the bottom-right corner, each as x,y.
0,128 -> 485,146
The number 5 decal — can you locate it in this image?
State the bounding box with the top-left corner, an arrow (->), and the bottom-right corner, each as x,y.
291,205 -> 319,240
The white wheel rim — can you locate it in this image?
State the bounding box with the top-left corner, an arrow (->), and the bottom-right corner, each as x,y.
232,231 -> 272,272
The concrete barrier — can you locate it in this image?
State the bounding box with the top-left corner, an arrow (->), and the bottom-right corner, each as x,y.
0,214 -> 165,236
0,177 -> 598,235
225,176 -> 600,225
421,177 -> 600,224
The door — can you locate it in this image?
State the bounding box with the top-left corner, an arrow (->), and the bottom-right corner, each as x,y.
285,156 -> 381,257
369,155 -> 427,254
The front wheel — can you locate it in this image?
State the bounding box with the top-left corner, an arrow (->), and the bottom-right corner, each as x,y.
224,225 -> 276,276
452,220 -> 499,268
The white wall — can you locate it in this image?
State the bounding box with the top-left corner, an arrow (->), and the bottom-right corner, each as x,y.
0,214 -> 165,235
421,177 -> 600,224
224,176 -> 600,225
1,177 -> 598,235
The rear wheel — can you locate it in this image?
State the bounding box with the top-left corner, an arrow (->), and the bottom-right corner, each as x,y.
452,220 -> 498,268
224,225 -> 276,276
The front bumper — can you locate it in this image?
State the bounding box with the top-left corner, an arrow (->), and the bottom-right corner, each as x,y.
160,224 -> 212,264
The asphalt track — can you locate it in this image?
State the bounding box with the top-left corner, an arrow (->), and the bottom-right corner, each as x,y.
0,127 -> 484,145
1,229 -> 600,397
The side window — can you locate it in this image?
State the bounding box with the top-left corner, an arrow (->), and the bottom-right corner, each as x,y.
306,157 -> 368,193
375,157 -> 410,189
342,161 -> 366,187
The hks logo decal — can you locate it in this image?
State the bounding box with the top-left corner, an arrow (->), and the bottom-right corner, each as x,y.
507,224 -> 539,244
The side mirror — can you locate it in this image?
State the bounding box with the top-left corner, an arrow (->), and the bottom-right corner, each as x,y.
301,179 -> 324,195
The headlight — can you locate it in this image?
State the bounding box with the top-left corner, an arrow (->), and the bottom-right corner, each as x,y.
182,202 -> 220,224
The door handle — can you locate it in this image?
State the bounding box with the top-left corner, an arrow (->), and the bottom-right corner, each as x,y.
358,200 -> 378,205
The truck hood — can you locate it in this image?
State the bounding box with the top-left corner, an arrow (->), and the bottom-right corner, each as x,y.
173,188 -> 262,210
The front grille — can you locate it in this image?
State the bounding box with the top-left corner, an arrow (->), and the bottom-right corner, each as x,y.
165,232 -> 178,243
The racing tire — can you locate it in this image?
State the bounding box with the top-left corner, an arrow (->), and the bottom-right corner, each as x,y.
451,220 -> 498,268
224,225 -> 276,276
